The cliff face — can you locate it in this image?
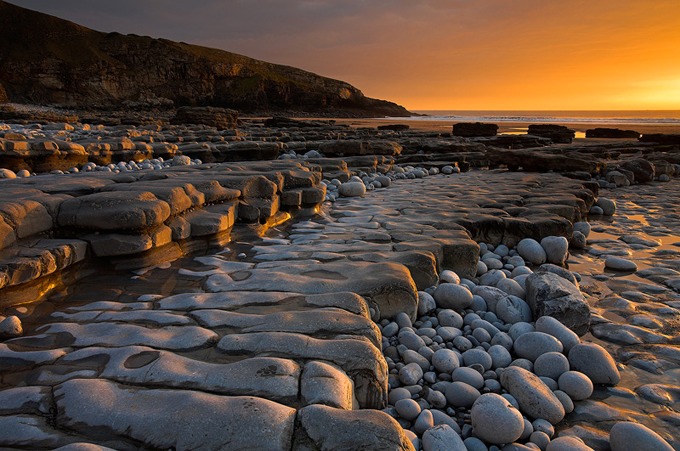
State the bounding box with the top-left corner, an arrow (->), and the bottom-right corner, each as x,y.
0,1 -> 411,117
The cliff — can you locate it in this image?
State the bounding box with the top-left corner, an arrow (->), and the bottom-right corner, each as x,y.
0,1 -> 411,117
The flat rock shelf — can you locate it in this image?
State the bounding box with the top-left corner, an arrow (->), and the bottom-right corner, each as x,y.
1,159 -> 679,449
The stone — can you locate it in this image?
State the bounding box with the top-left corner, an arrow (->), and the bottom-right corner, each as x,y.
451,367 -> 484,389
568,343 -> 621,385
418,291 -> 437,316
605,256 -> 637,271
517,238 -> 547,265
535,316 -> 580,352
609,421 -> 673,451
526,272 -> 591,336
55,379 -> 296,450
421,424 -> 466,451
546,436 -> 594,450
414,409 -> 435,435
621,158 -> 655,184
295,404 -> 415,451
558,371 -> 593,401
0,415 -> 75,448
496,295 -> 533,324
540,236 -> 569,266
513,332 -> 564,362
500,366 -> 565,424
0,315 -> 23,338
433,283 -> 473,310
395,398 -> 422,421
585,128 -> 640,139
462,348 -> 493,371
301,361 -> 355,409
338,181 -> 367,197
471,393 -> 524,445
432,348 -> 460,373
171,106 -> 239,129
58,191 -> 171,231
399,362 -> 424,386
488,344 -> 513,369
452,122 -> 498,137
527,124 -> 575,143
595,197 -> 616,216
534,352 -> 570,380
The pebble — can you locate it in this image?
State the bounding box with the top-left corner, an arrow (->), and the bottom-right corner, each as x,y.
414,409 -> 435,435
546,436 -> 593,450
0,315 -> 23,338
540,236 -> 569,266
338,181 -> 366,197
418,291 -> 437,316
573,221 -> 591,238
488,344 -> 513,369
534,316 -> 580,352
431,349 -> 460,373
609,421 -> 674,451
438,309 -> 463,328
451,367 -> 485,389
395,398 -> 422,421
399,362 -> 424,386
388,387 -> 412,405
471,393 -> 524,445
500,366 -> 565,425
422,424 -> 466,451
440,270 -> 461,284
517,238 -> 547,265
433,283 -> 473,310
557,371 -> 593,401
513,332 -> 564,362
462,348 -> 493,371
496,296 -> 532,324
445,381 -> 481,407
595,197 -> 616,215
530,431 -> 550,450
496,279 -> 526,299
568,343 -> 621,385
604,256 -> 638,271
533,352 -> 570,380
553,390 -> 574,413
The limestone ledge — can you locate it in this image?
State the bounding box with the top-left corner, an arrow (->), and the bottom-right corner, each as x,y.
0,160 -> 326,301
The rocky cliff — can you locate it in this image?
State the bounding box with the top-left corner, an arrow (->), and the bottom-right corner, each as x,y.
0,1 -> 411,117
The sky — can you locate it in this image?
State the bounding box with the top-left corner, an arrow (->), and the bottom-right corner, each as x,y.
9,0 -> 680,111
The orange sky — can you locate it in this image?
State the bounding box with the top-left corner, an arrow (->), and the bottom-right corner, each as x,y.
12,0 -> 680,110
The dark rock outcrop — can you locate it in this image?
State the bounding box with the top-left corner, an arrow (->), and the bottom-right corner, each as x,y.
377,124 -> 410,131
452,122 -> 498,137
0,1 -> 411,117
585,128 -> 640,139
620,158 -> 655,183
639,134 -> 680,145
527,125 -> 575,144
171,107 -> 239,129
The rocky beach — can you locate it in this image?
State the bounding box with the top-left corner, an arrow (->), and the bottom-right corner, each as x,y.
0,108 -> 679,450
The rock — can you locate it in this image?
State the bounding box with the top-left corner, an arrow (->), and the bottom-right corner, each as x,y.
595,197 -> 616,216
496,278 -> 526,299
527,124 -> 575,144
546,436 -> 594,450
452,122 -> 498,137
557,371 -> 593,401
488,344 -> 513,369
399,363 -> 424,386
338,182 -> 367,197
414,409 -> 435,435
378,124 -> 410,131
513,332 -> 563,362
535,316 -> 580,352
605,256 -> 637,271
301,361 -> 354,409
585,128 -> 640,139
319,140 -> 403,157
171,106 -> 238,129
496,295 -> 533,324
535,264 -> 579,288
433,283 -> 473,310
540,236 -> 569,266
395,398 -> 422,421
517,238 -> 547,265
295,404 -> 415,451
0,168 -> 16,178
0,315 -> 23,338
471,393 -> 524,445
421,424 -> 466,451
639,134 -> 680,145
432,349 -> 460,373
440,270 -> 461,284
417,291 -> 437,316
525,272 -> 591,336
573,222 -> 591,238
571,231 -> 587,249
609,421 -> 674,451
437,309 -> 463,329
534,352 -> 570,380
55,378 -> 296,450
621,159 -> 655,184
499,366 -> 565,424
568,343 -> 620,385
462,349 -> 492,371
451,367 -> 484,390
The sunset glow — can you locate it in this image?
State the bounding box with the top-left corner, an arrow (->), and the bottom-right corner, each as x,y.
10,0 -> 680,110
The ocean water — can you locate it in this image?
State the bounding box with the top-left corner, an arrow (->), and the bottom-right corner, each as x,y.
409,110 -> 680,127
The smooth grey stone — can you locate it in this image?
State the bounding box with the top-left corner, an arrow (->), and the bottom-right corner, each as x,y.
605,256 -> 638,271
471,393 -> 524,445
510,359 -> 533,372
403,349 -> 431,372
422,424 -> 466,451
472,285 -> 509,313
558,371 -> 593,401
471,295 -> 488,312
535,316 -> 580,352
383,322 -> 399,337
440,270 -> 461,284
445,381 -> 480,407
513,332 -> 563,362
573,221 -> 591,238
609,421 -> 673,451
502,393 -> 520,409
526,272 -> 591,336
508,322 -> 535,341
0,415 -> 75,448
571,230 -> 587,249
484,379 -> 501,392
414,409 -> 435,434
389,387 -> 412,405
521,418 -> 534,440
437,326 -> 463,342
430,408 -> 461,432
496,278 -> 526,299
530,431 -> 551,450
0,315 -> 23,338
500,366 -> 565,425
463,349 -> 493,371
546,436 -> 594,450
418,291 -> 437,316
434,283 -> 474,310
472,327 -> 492,344
497,296 -> 532,324
396,312 -> 413,329
568,343 -> 621,385
438,309 -> 464,328
534,352 -> 570,380
517,238 -> 547,265
553,390 -> 574,413
471,319 -> 501,337
53,444 -> 118,451
540,236 -> 569,266
595,197 -> 616,215
399,363 -> 424,386
0,386 -> 51,415
490,332 -> 514,350
432,349 -> 460,373
399,330 -> 427,351
302,361 -> 354,409
477,260 -> 489,276
395,398 -> 422,421
480,269 -> 507,287
464,313 -> 482,326
536,264 -> 579,287
55,379 -> 295,450
451,367 -> 484,389
297,404 -> 414,450
488,344 -> 513,369
485,258 -> 504,270
338,181 -> 366,197
464,436 -> 488,451
539,377 -> 559,391
531,418 -> 554,437
512,265 -> 533,277
426,389 -> 447,409
453,336 -> 473,352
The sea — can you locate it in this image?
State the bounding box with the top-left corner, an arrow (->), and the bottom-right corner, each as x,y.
394,110 -> 680,136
